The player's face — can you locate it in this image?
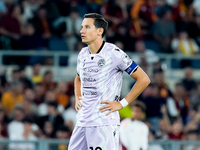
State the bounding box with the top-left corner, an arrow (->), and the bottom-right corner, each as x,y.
132,106 -> 143,120
80,18 -> 100,44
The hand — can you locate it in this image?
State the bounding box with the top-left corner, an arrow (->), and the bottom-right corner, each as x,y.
75,96 -> 82,112
99,101 -> 123,116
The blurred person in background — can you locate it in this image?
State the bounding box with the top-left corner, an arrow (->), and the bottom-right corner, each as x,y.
148,130 -> 164,150
101,0 -> 129,30
28,5 -> 52,46
33,82 -> 45,105
0,4 -> 23,49
153,68 -> 173,99
31,63 -> 42,84
42,0 -> 60,22
188,14 -> 200,46
152,5 -> 176,53
161,105 -> 185,140
184,105 -> 200,133
131,40 -> 159,65
19,24 -> 47,50
155,119 -> 169,140
183,129 -> 200,150
1,80 -> 24,114
8,107 -> 25,138
56,82 -> 70,109
171,29 -> 199,56
181,67 -> 197,94
18,67 -> 33,89
41,121 -> 54,138
120,101 -> 148,150
0,108 -> 8,138
9,117 -> 38,150
0,66 -> 8,99
173,82 -> 190,124
38,90 -> 64,116
106,23 -> 133,51
20,0 -> 41,24
37,101 -> 64,137
52,7 -> 82,51
11,69 -> 21,81
140,83 -> 166,132
190,82 -> 200,108
130,0 -> 158,39
153,0 -> 166,14
41,70 -> 56,94
168,119 -> 185,140
13,88 -> 38,122
54,125 -> 71,150
170,0 -> 194,23
56,125 -> 71,139
185,105 -> 198,124
62,8 -> 82,51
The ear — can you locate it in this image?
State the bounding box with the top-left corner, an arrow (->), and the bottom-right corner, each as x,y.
97,28 -> 104,36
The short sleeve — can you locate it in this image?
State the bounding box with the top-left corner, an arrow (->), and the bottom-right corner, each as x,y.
114,48 -> 138,75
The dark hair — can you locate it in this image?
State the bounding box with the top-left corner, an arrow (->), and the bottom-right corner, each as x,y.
131,101 -> 146,112
47,101 -> 58,109
57,125 -> 70,133
153,68 -> 164,75
84,13 -> 108,37
186,129 -> 199,135
14,107 -> 25,113
22,117 -> 33,124
44,70 -> 52,76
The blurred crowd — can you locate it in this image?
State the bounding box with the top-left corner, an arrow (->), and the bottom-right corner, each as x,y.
0,63 -> 76,149
1,61 -> 200,149
0,0 -> 200,149
0,0 -> 200,56
117,61 -> 200,146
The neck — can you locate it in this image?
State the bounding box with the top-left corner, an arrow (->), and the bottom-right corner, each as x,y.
88,39 -> 103,54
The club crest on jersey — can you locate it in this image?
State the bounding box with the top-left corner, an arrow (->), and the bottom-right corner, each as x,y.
98,59 -> 105,67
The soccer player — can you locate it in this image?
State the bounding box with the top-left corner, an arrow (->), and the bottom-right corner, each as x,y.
120,101 -> 149,150
68,13 -> 150,150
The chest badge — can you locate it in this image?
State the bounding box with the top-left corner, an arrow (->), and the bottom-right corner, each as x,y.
98,59 -> 106,68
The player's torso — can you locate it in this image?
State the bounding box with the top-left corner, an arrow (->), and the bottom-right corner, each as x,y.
77,43 -> 121,126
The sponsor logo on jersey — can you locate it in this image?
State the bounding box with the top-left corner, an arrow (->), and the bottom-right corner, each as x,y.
115,95 -> 120,102
83,59 -> 86,67
98,59 -> 106,68
113,131 -> 116,137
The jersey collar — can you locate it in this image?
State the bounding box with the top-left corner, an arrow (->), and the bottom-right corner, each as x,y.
89,41 -> 105,54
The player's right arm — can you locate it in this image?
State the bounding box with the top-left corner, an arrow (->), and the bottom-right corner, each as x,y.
74,74 -> 82,112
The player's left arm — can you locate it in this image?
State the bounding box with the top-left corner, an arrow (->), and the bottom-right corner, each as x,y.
123,66 -> 150,105
100,66 -> 150,116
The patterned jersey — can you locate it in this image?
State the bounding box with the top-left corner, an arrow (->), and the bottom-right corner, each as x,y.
76,42 -> 138,127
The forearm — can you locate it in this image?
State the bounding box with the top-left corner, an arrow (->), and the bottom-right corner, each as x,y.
163,113 -> 172,132
125,78 -> 149,103
124,67 -> 150,104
